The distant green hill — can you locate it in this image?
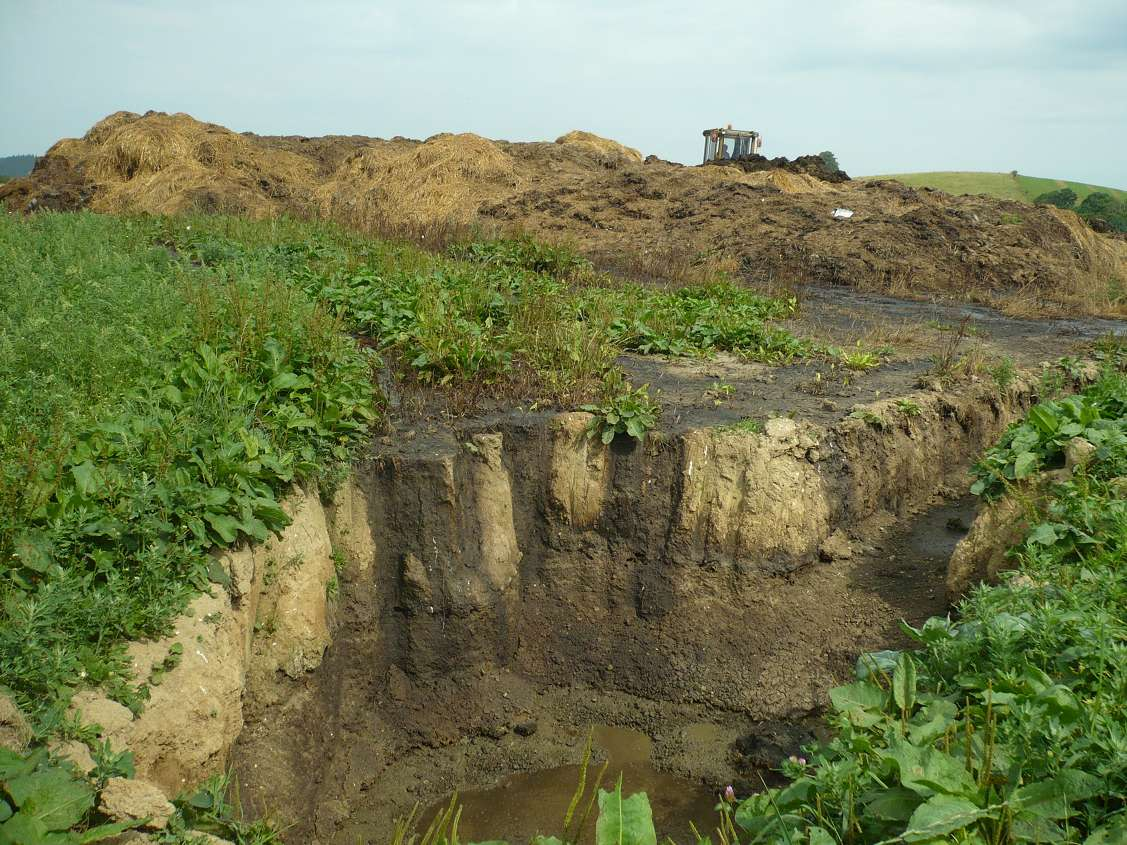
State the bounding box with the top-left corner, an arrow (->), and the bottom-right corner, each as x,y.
0,154 -> 37,178
863,171 -> 1126,205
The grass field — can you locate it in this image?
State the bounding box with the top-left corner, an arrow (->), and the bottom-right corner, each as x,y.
865,171 -> 1127,205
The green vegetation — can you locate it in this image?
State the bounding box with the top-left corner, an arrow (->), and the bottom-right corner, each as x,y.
157,772 -> 284,844
1033,188 -> 1078,210
728,365 -> 1127,845
1076,192 -> 1127,233
0,213 -> 377,726
970,379 -> 1125,498
0,746 -> 140,843
718,417 -> 765,435
819,150 -> 841,173
0,212 -> 805,740
581,379 -> 660,443
161,216 -> 804,403
894,399 -> 922,417
0,750 -> 283,845
867,171 -> 1126,206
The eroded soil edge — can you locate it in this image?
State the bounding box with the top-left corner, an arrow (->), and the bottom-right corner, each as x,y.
234,375 -> 1040,843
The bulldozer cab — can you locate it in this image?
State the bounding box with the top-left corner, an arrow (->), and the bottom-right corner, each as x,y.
702,127 -> 762,163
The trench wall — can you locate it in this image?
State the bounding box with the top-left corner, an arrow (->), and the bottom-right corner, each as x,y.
360,377 -> 1037,716
69,373 -> 1040,805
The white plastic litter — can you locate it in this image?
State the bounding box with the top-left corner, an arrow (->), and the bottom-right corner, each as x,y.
832,208 -> 855,220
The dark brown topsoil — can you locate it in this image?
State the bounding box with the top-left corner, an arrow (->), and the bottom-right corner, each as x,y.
233,486 -> 973,843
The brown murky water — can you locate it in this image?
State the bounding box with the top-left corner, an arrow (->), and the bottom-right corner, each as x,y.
423,726 -> 723,842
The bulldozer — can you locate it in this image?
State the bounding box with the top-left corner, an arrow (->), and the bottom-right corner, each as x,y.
702,125 -> 762,163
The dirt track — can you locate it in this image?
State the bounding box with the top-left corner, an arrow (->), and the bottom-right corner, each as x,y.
4,110 -> 1125,317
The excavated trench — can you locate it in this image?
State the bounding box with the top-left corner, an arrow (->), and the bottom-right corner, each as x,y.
230,371 -> 1042,843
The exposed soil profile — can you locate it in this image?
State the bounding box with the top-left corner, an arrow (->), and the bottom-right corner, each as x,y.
229,332 -> 1059,841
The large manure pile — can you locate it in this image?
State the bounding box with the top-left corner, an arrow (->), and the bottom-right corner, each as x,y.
320,132 -> 521,228
4,110 -> 1125,316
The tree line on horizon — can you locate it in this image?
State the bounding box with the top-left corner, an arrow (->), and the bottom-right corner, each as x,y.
0,154 -> 38,178
1035,185 -> 1127,233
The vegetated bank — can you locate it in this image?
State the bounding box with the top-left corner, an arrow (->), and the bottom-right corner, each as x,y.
2,110 -> 1126,316
726,360 -> 1127,845
0,210 -> 814,841
0,212 -> 378,842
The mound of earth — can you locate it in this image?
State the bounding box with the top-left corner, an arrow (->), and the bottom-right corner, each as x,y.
704,152 -> 850,183
4,110 -> 1125,316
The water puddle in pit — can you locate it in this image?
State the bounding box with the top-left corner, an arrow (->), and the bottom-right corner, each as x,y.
423,726 -> 722,841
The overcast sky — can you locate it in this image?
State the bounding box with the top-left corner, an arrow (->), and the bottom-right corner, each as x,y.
2,0 -> 1125,185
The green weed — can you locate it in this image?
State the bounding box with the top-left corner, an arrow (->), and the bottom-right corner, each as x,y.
449,233 -> 591,280
582,379 -> 660,444
848,408 -> 888,429
895,398 -> 922,416
970,374 -> 1126,498
990,355 -> 1017,391
0,746 -> 141,843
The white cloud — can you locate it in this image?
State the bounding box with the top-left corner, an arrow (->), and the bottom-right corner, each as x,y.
0,0 -> 1124,186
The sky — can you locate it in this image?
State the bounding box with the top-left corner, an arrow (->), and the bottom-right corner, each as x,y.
2,0 -> 1126,186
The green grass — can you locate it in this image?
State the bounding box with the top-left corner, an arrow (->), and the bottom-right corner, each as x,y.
866,171 -> 1127,205
0,211 -> 809,843
0,212 -> 377,725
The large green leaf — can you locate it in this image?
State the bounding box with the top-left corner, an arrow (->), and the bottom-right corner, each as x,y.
70,461 -> 104,497
1011,770 -> 1102,820
884,739 -> 977,798
4,767 -> 94,831
0,812 -> 50,844
902,795 -> 992,842
79,819 -> 143,843
0,749 -> 42,780
595,782 -> 657,845
204,512 -> 241,544
1084,817 -> 1127,844
1027,405 -> 1060,436
908,699 -> 958,746
11,531 -> 54,574
829,681 -> 888,727
1011,815 -> 1066,843
1013,451 -> 1039,479
893,652 -> 917,714
829,682 -> 885,713
862,787 -> 921,822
